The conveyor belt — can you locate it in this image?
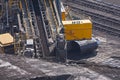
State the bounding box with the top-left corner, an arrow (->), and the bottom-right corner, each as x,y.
21,0 -> 33,39
32,0 -> 50,57
20,0 -> 66,59
25,0 -> 43,57
44,0 -> 57,41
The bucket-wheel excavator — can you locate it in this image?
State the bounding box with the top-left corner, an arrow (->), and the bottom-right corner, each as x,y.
0,0 -> 99,62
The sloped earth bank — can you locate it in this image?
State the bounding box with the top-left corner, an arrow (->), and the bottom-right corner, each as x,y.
87,30 -> 120,80
0,54 -> 111,80
0,30 -> 120,80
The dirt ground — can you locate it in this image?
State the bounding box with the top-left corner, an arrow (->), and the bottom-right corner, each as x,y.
0,29 -> 120,80
0,54 -> 112,80
0,0 -> 120,80
88,30 -> 120,64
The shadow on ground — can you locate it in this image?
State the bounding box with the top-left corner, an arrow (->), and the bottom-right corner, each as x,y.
67,50 -> 97,60
30,74 -> 74,80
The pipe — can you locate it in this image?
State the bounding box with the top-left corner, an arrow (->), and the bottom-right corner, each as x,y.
67,38 -> 99,54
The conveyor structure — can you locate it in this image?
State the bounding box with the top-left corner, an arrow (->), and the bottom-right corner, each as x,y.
0,0 -> 99,62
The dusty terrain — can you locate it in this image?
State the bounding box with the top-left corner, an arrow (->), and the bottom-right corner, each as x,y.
0,30 -> 120,80
0,0 -> 120,80
0,54 -> 112,80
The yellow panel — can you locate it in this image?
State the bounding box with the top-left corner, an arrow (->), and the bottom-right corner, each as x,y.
61,12 -> 66,21
0,33 -> 14,46
61,2 -> 66,21
62,20 -> 92,41
19,1 -> 22,10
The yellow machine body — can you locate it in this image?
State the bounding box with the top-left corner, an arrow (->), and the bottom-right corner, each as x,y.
0,33 -> 14,47
62,20 -> 92,41
61,2 -> 66,21
61,12 -> 66,21
0,33 -> 14,54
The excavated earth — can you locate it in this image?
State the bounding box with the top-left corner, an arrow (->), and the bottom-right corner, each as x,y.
0,0 -> 120,80
0,30 -> 120,80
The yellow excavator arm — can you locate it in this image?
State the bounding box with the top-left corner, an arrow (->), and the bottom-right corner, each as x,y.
61,2 -> 92,41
